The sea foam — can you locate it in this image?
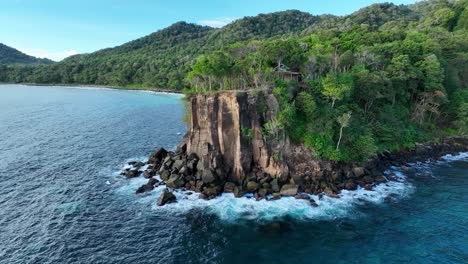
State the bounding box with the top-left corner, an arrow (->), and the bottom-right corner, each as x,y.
113,152 -> 467,222
113,168 -> 413,223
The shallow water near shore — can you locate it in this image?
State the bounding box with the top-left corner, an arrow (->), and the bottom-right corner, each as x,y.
0,85 -> 467,264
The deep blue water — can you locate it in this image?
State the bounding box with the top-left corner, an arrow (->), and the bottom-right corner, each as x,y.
0,85 -> 467,264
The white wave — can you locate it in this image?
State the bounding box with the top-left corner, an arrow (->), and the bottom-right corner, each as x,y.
440,152 -> 468,162
113,168 -> 414,222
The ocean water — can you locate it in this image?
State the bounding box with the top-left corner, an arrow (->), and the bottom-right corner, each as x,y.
0,84 -> 467,264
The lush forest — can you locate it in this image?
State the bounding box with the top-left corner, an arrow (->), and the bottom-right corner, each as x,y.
0,43 -> 54,65
184,0 -> 468,162
0,10 -> 319,88
1,0 -> 467,162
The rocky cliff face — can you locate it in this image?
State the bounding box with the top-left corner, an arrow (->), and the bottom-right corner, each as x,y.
124,91 -> 468,202
175,91 -> 387,198
186,91 -> 289,184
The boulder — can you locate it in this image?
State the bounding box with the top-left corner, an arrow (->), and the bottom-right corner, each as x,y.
271,192 -> 281,200
147,178 -> 159,186
148,148 -> 168,164
375,175 -> 387,184
136,183 -> 154,194
256,188 -> 268,200
125,169 -> 140,178
202,186 -> 221,197
386,174 -> 398,181
172,160 -> 185,171
270,179 -> 280,193
166,174 -> 185,189
344,181 -> 357,191
143,170 -> 154,179
352,167 -> 365,177
294,193 -> 310,200
363,176 -> 374,184
156,189 -> 176,206
160,170 -> 171,181
246,181 -> 259,192
223,182 -> 237,193
400,165 -> 410,172
176,142 -> 187,154
310,199 -> 319,207
201,170 -> 216,184
280,184 -> 298,196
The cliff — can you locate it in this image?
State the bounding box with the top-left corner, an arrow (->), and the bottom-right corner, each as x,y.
124,91 -> 468,202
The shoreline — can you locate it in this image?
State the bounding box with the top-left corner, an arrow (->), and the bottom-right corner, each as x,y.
124,136 -> 468,206
0,82 -> 184,95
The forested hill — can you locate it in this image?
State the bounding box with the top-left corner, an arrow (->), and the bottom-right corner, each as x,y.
0,10 -> 321,88
0,43 -> 54,65
0,0 -> 467,91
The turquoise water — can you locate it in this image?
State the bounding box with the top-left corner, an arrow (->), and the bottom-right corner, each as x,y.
0,85 -> 467,264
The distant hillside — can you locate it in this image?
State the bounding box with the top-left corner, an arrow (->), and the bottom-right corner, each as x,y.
0,43 -> 54,65
1,0 -> 464,90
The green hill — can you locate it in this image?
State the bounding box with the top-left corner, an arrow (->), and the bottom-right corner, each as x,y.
1,0 -> 467,91
0,43 -> 54,65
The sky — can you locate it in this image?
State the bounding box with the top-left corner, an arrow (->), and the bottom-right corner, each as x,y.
0,0 -> 418,61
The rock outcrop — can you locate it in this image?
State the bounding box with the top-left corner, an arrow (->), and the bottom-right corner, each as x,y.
124,91 -> 468,203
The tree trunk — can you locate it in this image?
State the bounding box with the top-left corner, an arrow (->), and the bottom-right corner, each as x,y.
336,126 -> 343,150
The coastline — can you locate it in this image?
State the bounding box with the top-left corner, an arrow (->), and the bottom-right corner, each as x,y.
124,135 -> 468,206
0,82 -> 185,95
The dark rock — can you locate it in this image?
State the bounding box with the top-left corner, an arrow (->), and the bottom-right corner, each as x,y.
270,179 -> 280,192
309,199 -> 319,207
160,170 -> 171,181
375,175 -> 387,184
201,170 -> 216,184
364,184 -> 373,191
202,186 -> 221,197
344,181 -> 357,190
280,184 -> 298,196
163,157 -> 173,167
176,142 -> 187,154
271,192 -> 281,200
257,188 -> 268,200
148,178 -> 159,186
125,169 -> 140,178
148,148 -> 168,164
136,184 -> 154,194
223,182 -> 237,193
143,170 -> 154,179
363,176 -> 374,184
352,167 -> 365,177
246,181 -> 259,192
134,162 -> 145,168
172,160 -> 185,171
400,165 -> 410,172
294,193 -> 310,200
157,189 -> 176,206
386,174 -> 398,181
166,174 -> 185,189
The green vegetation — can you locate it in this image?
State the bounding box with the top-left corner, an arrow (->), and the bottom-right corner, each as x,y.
0,43 -> 54,65
0,10 -> 318,89
1,0 -> 467,162
184,0 -> 468,162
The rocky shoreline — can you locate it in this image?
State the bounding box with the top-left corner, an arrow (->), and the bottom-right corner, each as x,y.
119,91 -> 467,206
121,136 -> 467,206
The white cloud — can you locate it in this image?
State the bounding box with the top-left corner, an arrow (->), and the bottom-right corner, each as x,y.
198,17 -> 238,28
19,48 -> 78,62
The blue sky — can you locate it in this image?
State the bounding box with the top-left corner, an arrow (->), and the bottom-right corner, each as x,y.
0,0 -> 418,61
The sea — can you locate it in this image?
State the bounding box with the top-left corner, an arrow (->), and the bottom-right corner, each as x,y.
0,84 -> 466,264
